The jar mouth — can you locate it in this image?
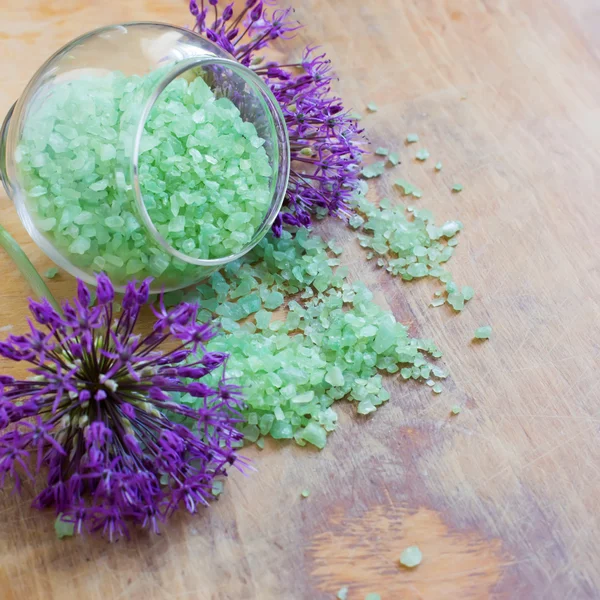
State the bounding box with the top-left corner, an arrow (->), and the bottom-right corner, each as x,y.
132,55 -> 290,267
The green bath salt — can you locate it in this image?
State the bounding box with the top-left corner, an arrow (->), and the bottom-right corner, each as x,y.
15,70 -> 272,286
169,229 -> 447,450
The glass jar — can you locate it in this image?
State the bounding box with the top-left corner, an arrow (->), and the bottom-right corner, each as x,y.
0,22 -> 289,292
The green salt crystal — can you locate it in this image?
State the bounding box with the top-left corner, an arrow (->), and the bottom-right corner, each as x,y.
259,414 -> 275,435
44,267 -> 59,279
220,318 -> 239,332
360,325 -> 378,337
69,237 -> 91,255
325,366 -> 344,386
474,325 -> 492,339
440,220 -> 462,238
319,408 -> 338,431
388,152 -> 400,166
416,149 -> 430,161
432,383 -> 443,394
361,161 -> 386,179
255,309 -> 272,329
264,291 -> 284,310
38,218 -> 56,231
271,420 -> 294,439
375,147 -> 388,156
105,254 -> 124,267
54,514 -> 74,539
452,183 -> 463,193
365,594 -> 381,600
447,293 -> 465,311
211,481 -> 224,497
451,405 -> 461,415
357,399 -> 376,415
327,240 -> 343,255
462,285 -> 475,301
293,391 -> 315,404
300,489 -> 310,498
367,102 -> 378,112
90,179 -> 109,192
432,366 -> 447,378
238,293 -> 262,315
100,145 -> 116,161
407,263 -> 428,278
349,215 -> 365,229
394,179 -> 415,195
105,215 -> 124,228
300,422 -> 327,449
241,424 -> 260,443
399,545 -> 422,568
29,185 -> 47,197
406,134 -> 419,143
168,216 -> 186,233
337,588 -> 349,600
435,162 -> 443,171
93,256 -> 106,270
373,327 -> 395,354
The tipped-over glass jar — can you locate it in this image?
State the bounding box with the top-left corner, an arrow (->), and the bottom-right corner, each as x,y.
0,22 -> 290,291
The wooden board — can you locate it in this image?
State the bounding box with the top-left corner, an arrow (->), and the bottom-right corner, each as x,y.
1,0 -> 600,598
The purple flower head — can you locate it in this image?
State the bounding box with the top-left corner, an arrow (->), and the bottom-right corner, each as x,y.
77,279 -> 91,307
201,351 -> 228,369
96,273 -> 114,305
28,297 -> 61,327
191,0 -> 365,235
250,1 -> 263,21
222,3 -> 234,21
0,274 -> 244,540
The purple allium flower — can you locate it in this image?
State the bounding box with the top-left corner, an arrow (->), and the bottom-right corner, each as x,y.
0,274 -> 245,540
192,0 -> 365,234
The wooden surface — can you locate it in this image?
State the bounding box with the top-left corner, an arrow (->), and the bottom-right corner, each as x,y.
1,0 -> 600,598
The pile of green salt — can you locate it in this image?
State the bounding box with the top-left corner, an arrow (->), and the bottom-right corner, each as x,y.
349,181 -> 474,311
16,70 -> 272,287
169,228 -> 447,449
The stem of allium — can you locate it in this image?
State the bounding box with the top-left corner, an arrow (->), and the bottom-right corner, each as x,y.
0,222 -> 60,312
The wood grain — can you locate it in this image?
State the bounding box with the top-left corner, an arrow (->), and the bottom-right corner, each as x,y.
1,0 -> 600,598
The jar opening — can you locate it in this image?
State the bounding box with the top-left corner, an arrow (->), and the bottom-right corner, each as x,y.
133,56 -> 290,268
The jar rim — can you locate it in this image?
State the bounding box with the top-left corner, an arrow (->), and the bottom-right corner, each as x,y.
132,52 -> 290,267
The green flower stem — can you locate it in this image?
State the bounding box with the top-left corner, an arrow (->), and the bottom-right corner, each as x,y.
0,222 -> 60,312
